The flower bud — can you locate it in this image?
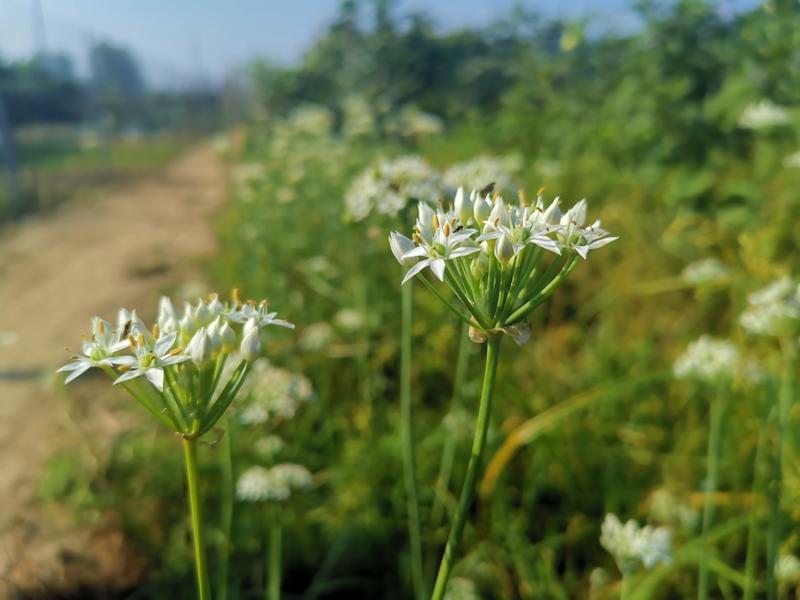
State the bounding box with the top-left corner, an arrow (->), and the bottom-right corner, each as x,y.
542,197 -> 561,225
243,317 -> 259,339
207,317 -> 223,354
240,328 -> 261,361
207,295 -> 224,317
495,233 -> 515,265
471,252 -> 488,278
220,321 -> 236,352
473,195 -> 492,224
187,328 -> 212,366
389,232 -> 417,267
454,186 -> 472,224
180,313 -> 197,339
194,301 -> 212,326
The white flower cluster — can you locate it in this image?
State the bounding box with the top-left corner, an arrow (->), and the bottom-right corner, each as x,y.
673,335 -> 739,383
385,105 -> 445,138
443,154 -> 522,196
443,577 -> 481,600
59,293 -> 293,390
776,554 -> 800,583
236,463 -> 313,502
389,189 -> 616,335
238,358 -> 313,425
345,156 -> 445,222
738,100 -> 791,130
600,513 -> 671,575
681,258 -> 730,286
740,277 -> 800,336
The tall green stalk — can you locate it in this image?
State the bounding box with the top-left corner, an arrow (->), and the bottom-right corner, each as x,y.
431,335 -> 501,600
400,281 -> 426,600
744,409 -> 769,600
183,438 -> 212,600
217,416 -> 234,600
431,322 -> 471,528
698,387 -> 726,600
267,506 -> 282,600
767,339 -> 795,599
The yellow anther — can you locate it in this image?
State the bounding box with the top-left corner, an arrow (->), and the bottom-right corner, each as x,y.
152,324 -> 160,339
536,186 -> 545,197
444,223 -> 451,236
432,214 -> 440,229
519,189 -> 528,206
231,288 -> 241,305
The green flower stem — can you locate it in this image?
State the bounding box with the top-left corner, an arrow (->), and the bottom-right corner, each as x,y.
267,506 -> 282,600
621,575 -> 632,600
183,438 -> 212,600
767,338 -> 796,599
505,258 -> 577,325
744,409 -> 770,600
431,335 -> 501,600
400,281 -> 426,600
431,322 -> 471,527
698,388 -> 726,600
217,416 -> 234,600
416,275 -> 476,329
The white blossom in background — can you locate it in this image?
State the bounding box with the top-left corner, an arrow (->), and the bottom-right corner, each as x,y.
783,151 -> 800,169
740,277 -> 800,336
443,154 -> 522,196
335,308 -> 365,331
345,156 -> 445,221
776,554 -> 800,583
600,513 -> 671,575
386,105 -> 445,138
237,359 -> 313,425
284,104 -> 334,137
254,435 -> 286,460
681,258 -> 730,286
236,463 -> 313,503
673,335 -> 739,383
299,322 -> 335,352
738,100 -> 792,130
342,95 -> 378,139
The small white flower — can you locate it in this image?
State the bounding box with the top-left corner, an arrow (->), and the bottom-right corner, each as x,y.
673,335 -> 739,383
557,199 -> 618,259
388,232 -> 417,267
600,513 -> 671,575
738,100 -> 791,130
681,258 -> 730,286
776,554 -> 800,583
230,301 -> 294,331
57,317 -> 129,383
113,332 -> 189,391
399,206 -> 480,284
236,463 -> 313,502
740,277 -> 800,336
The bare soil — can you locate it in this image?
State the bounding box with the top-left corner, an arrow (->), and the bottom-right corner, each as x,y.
0,144 -> 227,597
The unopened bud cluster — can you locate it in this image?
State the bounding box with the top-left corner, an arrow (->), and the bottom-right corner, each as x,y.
58,291 -> 294,437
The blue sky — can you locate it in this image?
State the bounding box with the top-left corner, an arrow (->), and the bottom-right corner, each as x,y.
1,0 -> 751,85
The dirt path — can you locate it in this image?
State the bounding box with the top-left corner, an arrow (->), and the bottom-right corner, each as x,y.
0,144 -> 227,596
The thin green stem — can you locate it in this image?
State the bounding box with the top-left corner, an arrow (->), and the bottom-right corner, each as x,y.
431,322 -> 471,527
621,575 -> 632,600
744,408 -> 770,600
416,275 -> 475,328
767,339 -> 795,599
400,282 -> 426,600
431,335 -> 501,600
217,416 -> 234,600
267,506 -> 282,600
698,389 -> 726,600
183,438 -> 212,600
